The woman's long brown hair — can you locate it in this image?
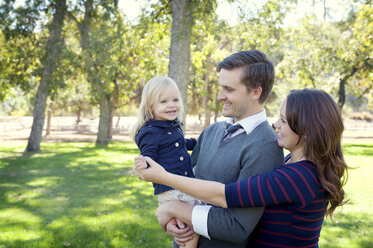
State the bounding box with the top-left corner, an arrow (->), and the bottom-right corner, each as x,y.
286,89 -> 348,218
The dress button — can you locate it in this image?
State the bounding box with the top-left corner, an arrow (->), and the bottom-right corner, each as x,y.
168,132 -> 172,135
179,156 -> 184,161
184,171 -> 188,176
175,142 -> 179,147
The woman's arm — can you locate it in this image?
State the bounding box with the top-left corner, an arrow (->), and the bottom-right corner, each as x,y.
225,161 -> 320,208
133,156 -> 227,208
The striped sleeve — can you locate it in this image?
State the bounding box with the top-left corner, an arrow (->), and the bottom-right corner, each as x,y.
225,161 -> 321,208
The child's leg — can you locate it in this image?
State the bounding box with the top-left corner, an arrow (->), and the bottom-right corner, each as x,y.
158,190 -> 203,248
183,233 -> 199,248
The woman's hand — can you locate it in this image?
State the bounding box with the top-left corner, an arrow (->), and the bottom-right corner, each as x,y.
133,156 -> 167,183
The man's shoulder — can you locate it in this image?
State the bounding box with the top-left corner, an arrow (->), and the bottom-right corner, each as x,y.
250,121 -> 277,140
202,121 -> 225,133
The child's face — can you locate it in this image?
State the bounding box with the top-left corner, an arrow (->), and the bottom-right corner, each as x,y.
153,85 -> 180,121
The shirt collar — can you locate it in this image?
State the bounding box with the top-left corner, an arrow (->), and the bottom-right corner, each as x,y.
146,119 -> 183,128
225,110 -> 267,135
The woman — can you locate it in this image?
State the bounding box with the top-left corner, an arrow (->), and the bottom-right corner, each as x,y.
133,89 -> 348,247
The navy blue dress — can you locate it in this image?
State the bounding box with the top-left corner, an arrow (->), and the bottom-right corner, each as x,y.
135,119 -> 196,195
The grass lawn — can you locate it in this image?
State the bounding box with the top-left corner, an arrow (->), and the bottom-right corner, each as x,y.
0,142 -> 171,248
0,140 -> 372,247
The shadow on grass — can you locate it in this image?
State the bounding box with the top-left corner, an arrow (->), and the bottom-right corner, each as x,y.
0,142 -> 172,248
342,143 -> 373,156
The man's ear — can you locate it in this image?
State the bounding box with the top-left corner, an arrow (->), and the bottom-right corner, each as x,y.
252,86 -> 262,101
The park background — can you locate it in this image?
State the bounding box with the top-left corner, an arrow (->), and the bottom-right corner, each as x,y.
1,0 -> 372,247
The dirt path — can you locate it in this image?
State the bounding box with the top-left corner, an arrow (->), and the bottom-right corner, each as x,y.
1,116 -> 372,145
0,116 -> 205,144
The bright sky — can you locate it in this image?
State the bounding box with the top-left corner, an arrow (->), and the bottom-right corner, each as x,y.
118,0 -> 348,25
6,0 -> 348,25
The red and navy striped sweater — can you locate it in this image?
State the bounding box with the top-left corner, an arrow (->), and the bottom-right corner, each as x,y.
225,160 -> 327,248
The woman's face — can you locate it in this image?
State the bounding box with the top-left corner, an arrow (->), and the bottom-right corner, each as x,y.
273,100 -> 303,153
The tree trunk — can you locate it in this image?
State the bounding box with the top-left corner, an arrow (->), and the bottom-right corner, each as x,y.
338,66 -> 358,110
25,81 -> 48,152
46,94 -> 55,136
203,72 -> 211,128
214,95 -> 220,123
71,0 -> 112,145
75,105 -> 82,127
108,78 -> 120,139
168,0 -> 192,125
108,105 -> 113,140
338,79 -> 346,110
96,95 -> 111,145
25,0 -> 66,152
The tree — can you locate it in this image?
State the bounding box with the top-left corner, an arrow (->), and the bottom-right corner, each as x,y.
168,0 -> 193,124
25,0 -> 67,152
277,2 -> 373,110
0,4 -> 41,102
190,11 -> 232,127
67,0 -> 116,145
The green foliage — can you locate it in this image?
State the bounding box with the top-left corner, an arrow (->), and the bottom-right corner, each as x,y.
0,0 -> 372,117
0,30 -> 41,102
277,3 -> 373,110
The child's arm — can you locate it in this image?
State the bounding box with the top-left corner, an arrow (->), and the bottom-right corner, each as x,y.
135,128 -> 161,159
185,138 -> 197,150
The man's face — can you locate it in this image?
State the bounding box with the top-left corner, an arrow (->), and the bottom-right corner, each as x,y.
217,68 -> 254,123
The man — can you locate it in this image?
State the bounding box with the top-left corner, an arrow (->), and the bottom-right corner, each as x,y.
164,50 -> 284,247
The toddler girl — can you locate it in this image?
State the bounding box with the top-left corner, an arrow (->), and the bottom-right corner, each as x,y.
130,76 -> 202,248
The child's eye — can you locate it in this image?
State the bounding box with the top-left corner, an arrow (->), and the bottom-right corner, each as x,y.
160,100 -> 167,104
281,118 -> 286,124
173,99 -> 179,102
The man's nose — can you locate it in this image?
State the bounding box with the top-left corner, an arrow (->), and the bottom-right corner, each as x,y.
217,90 -> 224,100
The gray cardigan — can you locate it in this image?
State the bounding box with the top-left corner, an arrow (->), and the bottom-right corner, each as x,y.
188,120 -> 284,248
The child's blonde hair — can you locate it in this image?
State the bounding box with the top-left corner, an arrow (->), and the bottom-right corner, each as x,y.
130,76 -> 184,140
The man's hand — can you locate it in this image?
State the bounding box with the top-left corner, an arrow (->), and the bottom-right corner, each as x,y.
166,218 -> 194,247
156,201 -> 177,229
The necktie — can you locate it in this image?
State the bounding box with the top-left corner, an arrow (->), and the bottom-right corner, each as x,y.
223,123 -> 242,141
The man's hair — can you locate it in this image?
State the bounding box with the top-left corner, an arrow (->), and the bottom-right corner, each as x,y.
217,50 -> 275,103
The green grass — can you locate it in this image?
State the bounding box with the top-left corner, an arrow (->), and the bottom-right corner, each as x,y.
0,142 -> 172,248
320,142 -> 373,248
0,141 -> 372,247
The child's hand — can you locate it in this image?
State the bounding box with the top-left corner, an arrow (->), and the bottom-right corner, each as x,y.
133,156 -> 147,180
133,156 -> 167,183
134,155 -> 147,169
